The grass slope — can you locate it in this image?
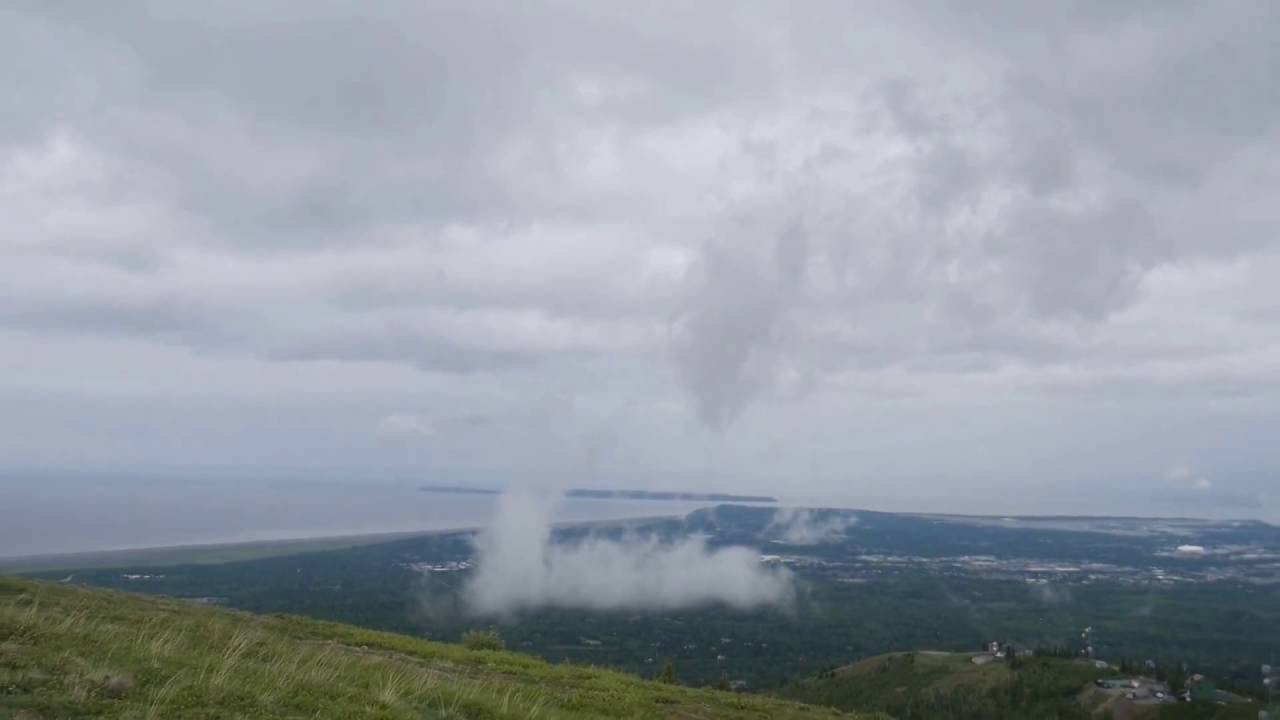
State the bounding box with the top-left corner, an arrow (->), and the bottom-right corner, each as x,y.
0,577 -> 880,720
780,653 -> 1271,720
778,651 -> 1107,720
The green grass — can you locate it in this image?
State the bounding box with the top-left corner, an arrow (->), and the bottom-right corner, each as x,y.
781,651 -> 1277,720
0,576 -> 881,719
778,651 -> 1108,719
1149,701 -> 1272,719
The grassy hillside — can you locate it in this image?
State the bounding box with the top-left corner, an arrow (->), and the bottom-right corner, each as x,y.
779,652 -> 1270,720
0,577 -> 881,720
778,651 -> 1107,720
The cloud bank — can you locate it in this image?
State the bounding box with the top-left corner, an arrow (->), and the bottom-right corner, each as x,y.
463,492 -> 793,615
4,2 -> 1280,516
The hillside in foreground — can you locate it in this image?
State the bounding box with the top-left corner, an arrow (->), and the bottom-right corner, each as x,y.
779,651 -> 1103,719
0,576 -> 881,719
779,651 -> 1265,720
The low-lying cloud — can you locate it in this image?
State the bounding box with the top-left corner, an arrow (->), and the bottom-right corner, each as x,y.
463,492 -> 794,615
1030,582 -> 1073,606
767,507 -> 859,545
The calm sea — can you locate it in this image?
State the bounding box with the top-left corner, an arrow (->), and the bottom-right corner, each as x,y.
0,475 -> 708,558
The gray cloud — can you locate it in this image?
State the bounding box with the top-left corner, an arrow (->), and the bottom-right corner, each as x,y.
2,1 -> 1279,515
671,222 -> 808,430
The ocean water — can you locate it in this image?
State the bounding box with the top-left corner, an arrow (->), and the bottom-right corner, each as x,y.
0,475 -> 707,558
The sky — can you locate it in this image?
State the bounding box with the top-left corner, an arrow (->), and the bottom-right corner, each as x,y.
3,1 -> 1279,518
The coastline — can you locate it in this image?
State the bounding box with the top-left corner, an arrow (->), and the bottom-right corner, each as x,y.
0,511 -> 695,574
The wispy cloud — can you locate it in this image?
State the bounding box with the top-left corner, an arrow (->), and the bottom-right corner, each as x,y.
766,507 -> 858,545
375,413 -> 435,443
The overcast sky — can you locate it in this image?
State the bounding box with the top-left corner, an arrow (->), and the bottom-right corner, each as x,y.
3,1 -> 1279,517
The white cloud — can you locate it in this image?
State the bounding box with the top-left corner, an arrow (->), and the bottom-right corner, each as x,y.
463,492 -> 794,614
1030,583 -> 1073,606
1166,466 -> 1213,492
766,507 -> 858,545
375,413 -> 435,443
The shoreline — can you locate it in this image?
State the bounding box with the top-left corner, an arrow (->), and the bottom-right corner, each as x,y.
0,512 -> 694,574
